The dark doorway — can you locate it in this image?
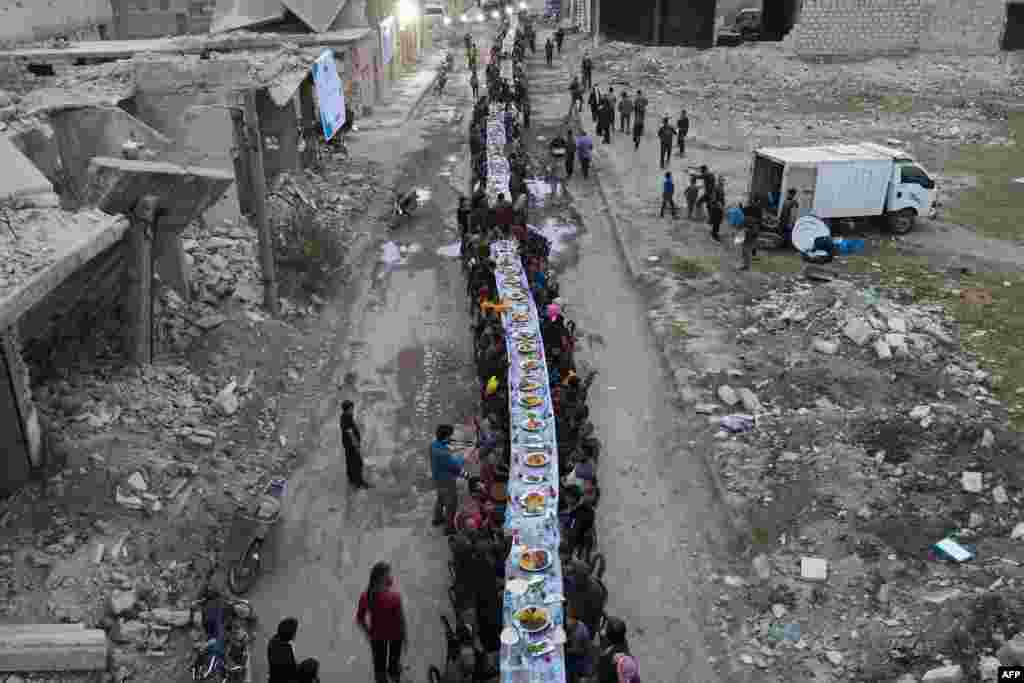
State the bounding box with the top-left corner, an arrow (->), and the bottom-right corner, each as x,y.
762,0 -> 800,41
661,0 -> 716,47
600,0 -> 653,43
1004,3 -> 1024,51
0,346 -> 31,499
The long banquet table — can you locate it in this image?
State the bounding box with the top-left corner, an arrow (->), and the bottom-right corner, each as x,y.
491,238 -> 567,683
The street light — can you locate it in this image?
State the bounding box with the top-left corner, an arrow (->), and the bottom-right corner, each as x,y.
505,5 -> 513,14
490,9 -> 500,19
518,1 -> 527,9
460,12 -> 467,21
397,0 -> 419,24
443,15 -> 452,25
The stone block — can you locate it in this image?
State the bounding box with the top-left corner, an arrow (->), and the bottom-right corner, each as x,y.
0,133 -> 53,201
0,626 -> 107,672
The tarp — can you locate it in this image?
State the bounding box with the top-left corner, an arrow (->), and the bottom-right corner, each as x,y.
282,0 -> 348,33
210,0 -> 286,33
312,49 -> 346,141
380,17 -> 395,65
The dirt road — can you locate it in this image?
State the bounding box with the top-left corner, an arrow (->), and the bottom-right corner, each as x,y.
523,33 -> 737,683
245,41 -> 485,682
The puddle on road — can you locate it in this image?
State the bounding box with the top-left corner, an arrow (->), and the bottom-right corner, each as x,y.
529,219 -> 578,254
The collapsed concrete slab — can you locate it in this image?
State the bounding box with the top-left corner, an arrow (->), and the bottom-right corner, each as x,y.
85,157 -> 235,296
0,624 -> 108,672
49,107 -> 175,204
0,133 -> 54,202
211,0 -> 288,33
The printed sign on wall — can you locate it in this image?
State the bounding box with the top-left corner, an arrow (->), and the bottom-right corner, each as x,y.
312,49 -> 346,142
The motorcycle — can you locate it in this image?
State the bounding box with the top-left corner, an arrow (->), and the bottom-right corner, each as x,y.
190,595 -> 254,683
225,478 -> 285,595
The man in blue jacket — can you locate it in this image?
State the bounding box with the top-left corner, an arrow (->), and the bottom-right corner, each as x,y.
431,424 -> 464,534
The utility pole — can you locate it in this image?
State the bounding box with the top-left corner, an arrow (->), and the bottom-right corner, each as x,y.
236,91 -> 279,315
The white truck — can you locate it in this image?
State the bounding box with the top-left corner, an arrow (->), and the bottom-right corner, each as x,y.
748,142 -> 937,234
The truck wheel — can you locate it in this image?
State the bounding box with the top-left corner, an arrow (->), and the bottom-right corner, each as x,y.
888,209 -> 916,235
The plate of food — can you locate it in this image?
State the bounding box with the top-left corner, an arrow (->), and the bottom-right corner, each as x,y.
518,344 -> 537,356
519,395 -> 543,408
511,312 -> 531,323
520,359 -> 541,371
515,330 -> 537,341
521,472 -> 545,484
519,548 -> 552,571
519,379 -> 542,392
513,607 -> 551,634
520,492 -> 546,516
524,452 -> 549,467
521,417 -> 544,432
507,291 -> 528,302
527,640 -> 555,658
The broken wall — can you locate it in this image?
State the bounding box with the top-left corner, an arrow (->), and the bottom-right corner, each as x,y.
0,0 -> 113,47
111,0 -> 218,39
130,56 -> 250,224
784,0 -> 1009,55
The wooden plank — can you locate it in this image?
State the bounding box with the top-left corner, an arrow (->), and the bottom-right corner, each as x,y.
0,628 -> 107,672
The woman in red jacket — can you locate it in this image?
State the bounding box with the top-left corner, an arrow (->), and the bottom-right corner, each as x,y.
356,562 -> 407,683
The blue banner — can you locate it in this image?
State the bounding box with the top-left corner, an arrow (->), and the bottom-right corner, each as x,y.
311,49 -> 346,142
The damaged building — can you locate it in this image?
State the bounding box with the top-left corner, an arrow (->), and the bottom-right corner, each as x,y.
0,0 -> 435,497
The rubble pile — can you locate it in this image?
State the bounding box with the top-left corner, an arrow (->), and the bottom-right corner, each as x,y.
651,271 -> 1024,680
267,155 -> 381,294
588,42 -> 1019,174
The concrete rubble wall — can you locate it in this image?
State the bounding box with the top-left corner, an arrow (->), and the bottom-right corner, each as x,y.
0,0 -> 113,47
784,0 -> 1009,56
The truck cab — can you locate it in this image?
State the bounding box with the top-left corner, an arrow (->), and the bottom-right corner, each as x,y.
885,156 -> 937,232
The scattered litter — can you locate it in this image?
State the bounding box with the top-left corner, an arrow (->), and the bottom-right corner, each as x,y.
800,556 -> 828,581
930,537 -> 975,563
719,414 -> 755,433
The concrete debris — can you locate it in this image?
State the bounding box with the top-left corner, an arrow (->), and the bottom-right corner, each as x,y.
108,589 -> 137,616
800,557 -> 828,582
752,553 -> 771,581
978,655 -> 1001,681
980,428 -> 995,449
811,337 -> 838,355
0,625 -> 108,672
717,385 -> 739,406
824,650 -> 843,667
125,471 -> 148,493
873,338 -> 892,360
737,388 -> 762,414
910,405 -> 932,420
1011,522 -> 1024,540
998,634 -> 1024,666
214,380 -> 240,416
921,664 -> 963,683
961,471 -> 983,493
843,317 -> 874,346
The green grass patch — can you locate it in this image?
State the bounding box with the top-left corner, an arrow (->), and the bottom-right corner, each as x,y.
670,319 -> 691,338
670,255 -> 718,278
945,112 -> 1024,241
848,242 -> 1024,428
846,94 -> 914,114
